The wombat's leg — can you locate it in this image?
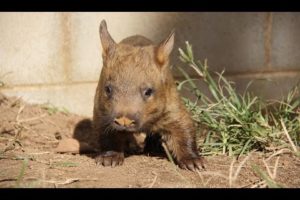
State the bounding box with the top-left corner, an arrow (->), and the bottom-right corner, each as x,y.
125,132 -> 147,154
95,131 -> 126,167
161,130 -> 205,171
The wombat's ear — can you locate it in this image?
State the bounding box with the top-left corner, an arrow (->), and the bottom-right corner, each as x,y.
99,20 -> 116,57
156,30 -> 175,66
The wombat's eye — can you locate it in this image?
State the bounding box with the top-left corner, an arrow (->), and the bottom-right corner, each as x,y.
143,88 -> 153,98
104,85 -> 112,96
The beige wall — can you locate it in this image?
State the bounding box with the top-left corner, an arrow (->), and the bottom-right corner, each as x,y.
1,12 -> 300,117
0,12 -> 177,116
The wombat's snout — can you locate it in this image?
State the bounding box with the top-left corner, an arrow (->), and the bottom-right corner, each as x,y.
113,115 -> 139,131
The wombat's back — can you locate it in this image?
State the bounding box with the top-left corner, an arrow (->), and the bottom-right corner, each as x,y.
119,35 -> 153,47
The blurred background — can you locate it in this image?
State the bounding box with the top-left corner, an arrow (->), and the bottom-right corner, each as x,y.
0,12 -> 299,116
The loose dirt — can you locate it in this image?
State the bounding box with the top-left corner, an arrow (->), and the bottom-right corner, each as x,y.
0,93 -> 299,188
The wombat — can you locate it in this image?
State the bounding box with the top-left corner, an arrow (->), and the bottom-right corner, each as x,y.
93,20 -> 205,171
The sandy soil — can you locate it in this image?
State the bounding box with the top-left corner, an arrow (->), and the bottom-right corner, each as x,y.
0,93 -> 299,188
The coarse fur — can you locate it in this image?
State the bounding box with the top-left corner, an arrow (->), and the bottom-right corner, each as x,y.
93,20 -> 205,171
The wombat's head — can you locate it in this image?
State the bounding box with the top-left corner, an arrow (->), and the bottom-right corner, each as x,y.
97,20 -> 175,132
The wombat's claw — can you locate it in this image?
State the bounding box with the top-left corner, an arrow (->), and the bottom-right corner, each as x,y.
178,157 -> 205,171
95,151 -> 124,167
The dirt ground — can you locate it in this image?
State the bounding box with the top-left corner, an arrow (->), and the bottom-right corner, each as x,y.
0,93 -> 299,188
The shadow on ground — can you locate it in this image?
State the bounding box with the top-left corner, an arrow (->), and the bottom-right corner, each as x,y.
72,118 -> 166,159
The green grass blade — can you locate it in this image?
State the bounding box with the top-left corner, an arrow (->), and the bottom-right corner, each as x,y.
251,165 -> 283,188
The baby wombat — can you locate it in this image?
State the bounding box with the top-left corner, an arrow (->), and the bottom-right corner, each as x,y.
93,20 -> 205,171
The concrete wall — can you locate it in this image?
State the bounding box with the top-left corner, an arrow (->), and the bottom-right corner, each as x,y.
1,12 -> 300,117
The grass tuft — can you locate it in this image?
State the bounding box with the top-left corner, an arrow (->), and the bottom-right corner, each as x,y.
50,161 -> 78,168
41,103 -> 70,116
15,157 -> 29,188
177,41 -> 300,156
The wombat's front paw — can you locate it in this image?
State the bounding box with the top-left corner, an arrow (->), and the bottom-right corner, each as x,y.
177,156 -> 205,171
95,151 -> 124,167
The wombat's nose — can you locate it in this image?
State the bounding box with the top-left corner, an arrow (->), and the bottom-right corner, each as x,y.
114,116 -> 135,127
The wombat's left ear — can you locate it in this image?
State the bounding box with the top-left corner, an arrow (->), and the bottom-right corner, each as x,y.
156,30 -> 175,66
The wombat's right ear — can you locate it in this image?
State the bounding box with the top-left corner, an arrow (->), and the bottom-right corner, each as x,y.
99,20 -> 116,57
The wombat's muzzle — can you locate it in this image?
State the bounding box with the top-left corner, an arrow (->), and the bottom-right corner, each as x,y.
112,115 -> 140,132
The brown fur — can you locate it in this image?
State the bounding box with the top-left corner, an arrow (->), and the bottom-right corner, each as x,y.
93,20 -> 205,171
